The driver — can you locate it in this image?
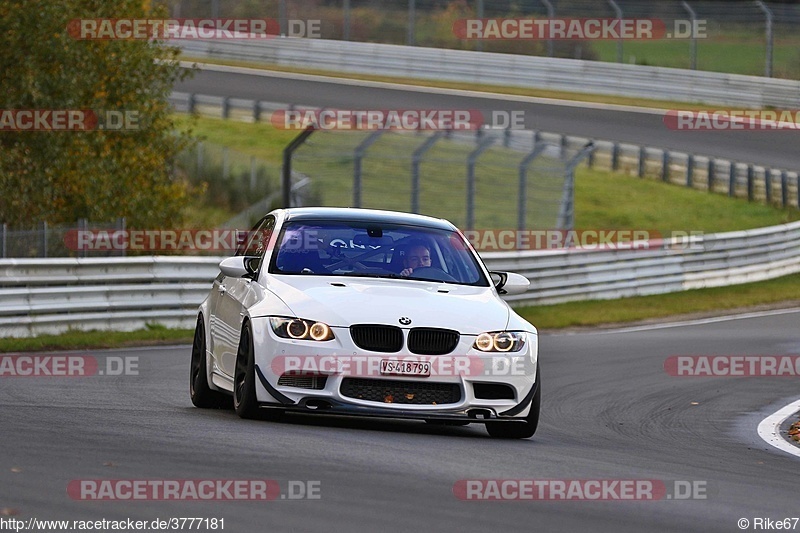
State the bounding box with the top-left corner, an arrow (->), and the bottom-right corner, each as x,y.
399,241 -> 431,277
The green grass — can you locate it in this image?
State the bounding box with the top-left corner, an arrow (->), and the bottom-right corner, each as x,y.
181,115 -> 799,233
517,272 -> 800,330
0,325 -> 193,353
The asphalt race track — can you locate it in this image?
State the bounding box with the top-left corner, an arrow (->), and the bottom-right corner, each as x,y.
3,311 -> 799,532
177,67 -> 800,172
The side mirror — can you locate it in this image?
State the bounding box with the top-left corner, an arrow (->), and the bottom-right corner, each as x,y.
490,271 -> 529,295
219,256 -> 258,278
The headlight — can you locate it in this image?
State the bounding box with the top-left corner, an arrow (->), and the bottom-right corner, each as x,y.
473,331 -> 525,352
270,317 -> 335,341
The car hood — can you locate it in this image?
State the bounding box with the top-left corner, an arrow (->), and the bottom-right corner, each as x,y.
255,275 -> 510,335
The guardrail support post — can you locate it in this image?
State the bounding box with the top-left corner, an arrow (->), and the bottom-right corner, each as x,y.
466,135 -> 495,230
765,168 -> 772,204
637,146 -> 646,177
411,131 -> 444,213
747,165 -> 754,201
686,154 -> 694,187
222,97 -> 231,119
780,170 -> 788,207
611,142 -> 620,171
729,162 -> 736,197
282,126 -> 315,208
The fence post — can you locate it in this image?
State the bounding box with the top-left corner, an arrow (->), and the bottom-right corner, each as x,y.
681,1 -> 698,70
188,93 -> 196,114
222,147 -> 229,180
466,135 -> 495,230
353,130 -> 384,208
282,126 -> 315,208
196,141 -> 203,179
1,223 -> 6,258
407,0 -> 415,45
661,150 -> 670,182
559,142 -> 595,231
540,0 -> 555,57
117,217 -> 126,257
411,131 -> 444,213
250,156 -> 257,192
343,0 -> 351,41
756,1 -> 773,78
475,0 -> 484,52
517,143 -> 547,231
279,0 -> 287,36
78,218 -> 87,258
253,100 -> 261,122
607,0 -> 623,63
747,165 -> 754,201
41,220 -> 48,258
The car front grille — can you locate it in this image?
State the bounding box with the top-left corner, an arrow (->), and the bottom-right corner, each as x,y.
277,374 -> 328,390
350,325 -> 403,352
340,378 -> 461,405
407,328 -> 460,355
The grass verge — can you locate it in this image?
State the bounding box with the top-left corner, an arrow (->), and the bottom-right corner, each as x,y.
0,325 -> 193,354
517,272 -> 800,330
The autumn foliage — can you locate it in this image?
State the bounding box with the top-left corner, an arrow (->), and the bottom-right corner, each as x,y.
0,0 -> 192,228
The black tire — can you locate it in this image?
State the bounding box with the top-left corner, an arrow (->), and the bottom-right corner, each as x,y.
190,316 -> 232,409
486,367 -> 541,439
233,321 -> 260,419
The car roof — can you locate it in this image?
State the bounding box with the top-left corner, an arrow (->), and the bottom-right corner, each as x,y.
280,207 -> 456,231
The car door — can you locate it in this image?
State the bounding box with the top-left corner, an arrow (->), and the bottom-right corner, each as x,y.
211,216 -> 275,378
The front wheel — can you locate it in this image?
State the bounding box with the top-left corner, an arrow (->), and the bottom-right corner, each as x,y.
233,322 -> 260,419
486,367 -> 541,439
190,316 -> 231,409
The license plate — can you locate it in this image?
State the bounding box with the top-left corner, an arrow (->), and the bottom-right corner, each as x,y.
380,360 -> 431,377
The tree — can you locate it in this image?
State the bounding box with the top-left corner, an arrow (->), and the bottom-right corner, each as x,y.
0,0 -> 193,228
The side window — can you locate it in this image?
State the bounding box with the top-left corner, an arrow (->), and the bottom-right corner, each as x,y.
237,216 -> 275,276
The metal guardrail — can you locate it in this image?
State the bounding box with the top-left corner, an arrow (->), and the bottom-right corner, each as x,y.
175,38 -> 800,108
2,221 -> 799,337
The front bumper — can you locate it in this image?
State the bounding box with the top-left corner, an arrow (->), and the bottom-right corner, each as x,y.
250,317 -> 539,422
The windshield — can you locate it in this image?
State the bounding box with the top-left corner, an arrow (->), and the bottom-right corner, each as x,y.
268,220 -> 489,286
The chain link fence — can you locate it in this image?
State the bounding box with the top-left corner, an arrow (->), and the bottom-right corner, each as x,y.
290,128 -> 591,231
166,0 -> 800,79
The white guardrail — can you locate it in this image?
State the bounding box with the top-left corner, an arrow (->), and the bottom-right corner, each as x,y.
2,220 -> 799,337
175,38 -> 800,108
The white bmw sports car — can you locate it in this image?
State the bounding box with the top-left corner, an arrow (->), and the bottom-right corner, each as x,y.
190,207 -> 541,438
